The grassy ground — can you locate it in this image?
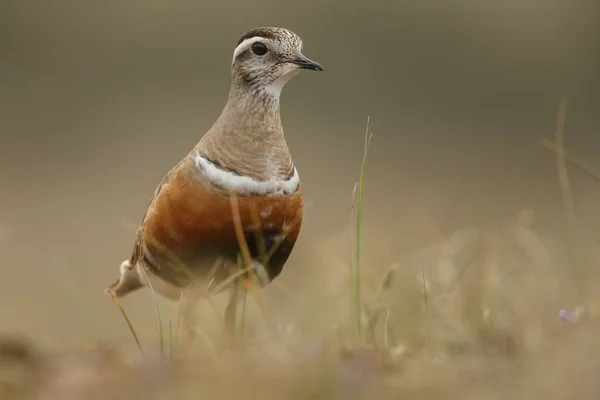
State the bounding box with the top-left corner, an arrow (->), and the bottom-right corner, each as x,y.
2,109 -> 600,399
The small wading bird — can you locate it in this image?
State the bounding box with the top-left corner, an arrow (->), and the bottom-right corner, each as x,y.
105,27 -> 323,334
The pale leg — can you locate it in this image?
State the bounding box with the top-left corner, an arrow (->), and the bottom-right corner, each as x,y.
178,286 -> 203,345
224,281 -> 250,338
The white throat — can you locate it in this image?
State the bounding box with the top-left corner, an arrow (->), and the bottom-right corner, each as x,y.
263,67 -> 300,98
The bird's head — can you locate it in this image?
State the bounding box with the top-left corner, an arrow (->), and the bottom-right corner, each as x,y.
230,27 -> 323,99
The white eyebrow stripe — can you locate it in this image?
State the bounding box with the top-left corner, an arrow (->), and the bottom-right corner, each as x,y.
232,37 -> 268,64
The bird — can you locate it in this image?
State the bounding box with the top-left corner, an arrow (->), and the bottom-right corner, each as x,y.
105,27 -> 323,334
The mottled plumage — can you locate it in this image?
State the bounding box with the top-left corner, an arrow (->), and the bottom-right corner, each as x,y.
105,27 -> 323,329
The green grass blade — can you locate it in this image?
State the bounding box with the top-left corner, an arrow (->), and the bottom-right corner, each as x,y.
168,318 -> 174,360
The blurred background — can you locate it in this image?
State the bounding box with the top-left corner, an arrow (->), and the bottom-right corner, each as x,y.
0,0 -> 598,344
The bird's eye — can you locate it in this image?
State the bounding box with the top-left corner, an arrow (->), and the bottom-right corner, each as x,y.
251,42 -> 268,56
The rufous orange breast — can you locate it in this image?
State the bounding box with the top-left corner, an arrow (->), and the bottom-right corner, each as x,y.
108,155 -> 303,300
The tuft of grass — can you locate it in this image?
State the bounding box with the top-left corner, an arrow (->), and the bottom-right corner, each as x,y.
350,116 -> 374,340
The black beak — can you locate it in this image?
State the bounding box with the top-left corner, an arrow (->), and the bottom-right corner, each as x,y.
290,57 -> 324,71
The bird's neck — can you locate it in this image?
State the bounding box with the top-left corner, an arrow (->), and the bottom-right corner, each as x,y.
196,80 -> 294,181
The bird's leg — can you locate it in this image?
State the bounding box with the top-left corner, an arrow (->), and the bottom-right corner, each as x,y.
224,280 -> 244,338
224,265 -> 269,343
178,286 -> 203,346
179,258 -> 228,347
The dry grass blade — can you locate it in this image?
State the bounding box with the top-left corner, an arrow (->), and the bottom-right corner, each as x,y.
553,98 -> 576,230
138,266 -> 165,362
539,139 -> 600,183
205,264 -> 256,296
421,263 -> 430,345
229,193 -> 253,268
243,276 -> 277,335
110,294 -> 144,357
540,99 -> 587,296
350,116 -> 374,340
228,193 -> 253,337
